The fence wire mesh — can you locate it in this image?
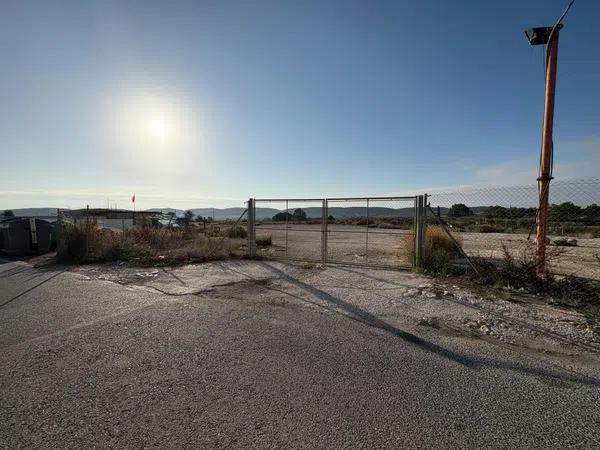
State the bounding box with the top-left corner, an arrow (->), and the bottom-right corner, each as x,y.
253,197 -> 417,268
254,199 -> 324,262
326,198 -> 416,267
427,178 -> 600,280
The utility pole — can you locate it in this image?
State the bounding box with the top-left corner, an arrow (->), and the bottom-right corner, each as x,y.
525,0 -> 574,274
537,27 -> 559,275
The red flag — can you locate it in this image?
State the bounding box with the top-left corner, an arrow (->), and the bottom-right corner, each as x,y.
132,193 -> 136,203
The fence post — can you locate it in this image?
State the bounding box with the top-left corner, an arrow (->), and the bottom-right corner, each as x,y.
414,196 -> 420,267
321,200 -> 327,263
247,198 -> 256,257
85,204 -> 89,260
414,195 -> 425,268
422,194 -> 428,263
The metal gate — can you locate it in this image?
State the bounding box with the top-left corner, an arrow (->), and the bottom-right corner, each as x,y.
247,196 -> 427,269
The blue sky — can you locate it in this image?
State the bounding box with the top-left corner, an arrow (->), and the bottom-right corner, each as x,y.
1,0 -> 598,209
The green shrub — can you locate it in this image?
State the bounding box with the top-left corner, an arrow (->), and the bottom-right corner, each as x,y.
254,247 -> 273,260
478,224 -> 504,233
226,225 -> 248,239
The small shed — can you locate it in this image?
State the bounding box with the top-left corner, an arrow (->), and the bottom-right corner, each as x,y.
0,218 -> 52,255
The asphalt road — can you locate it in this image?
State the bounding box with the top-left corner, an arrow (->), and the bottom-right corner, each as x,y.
1,258 -> 599,449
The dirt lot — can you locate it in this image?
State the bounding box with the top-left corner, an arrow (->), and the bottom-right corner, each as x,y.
256,223 -> 600,279
257,223 -> 411,267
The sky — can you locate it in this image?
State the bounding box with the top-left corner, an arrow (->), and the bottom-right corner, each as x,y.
1,0 -> 599,210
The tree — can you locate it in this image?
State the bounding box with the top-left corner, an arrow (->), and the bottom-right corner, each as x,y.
549,202 -> 581,222
272,211 -> 293,221
292,208 -> 307,220
447,203 -> 473,218
485,206 -> 508,219
3,210 -> 15,217
184,210 -> 195,221
272,208 -> 307,221
582,204 -> 600,224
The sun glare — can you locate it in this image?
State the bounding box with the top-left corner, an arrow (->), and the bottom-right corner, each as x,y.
109,89 -> 201,174
147,116 -> 171,143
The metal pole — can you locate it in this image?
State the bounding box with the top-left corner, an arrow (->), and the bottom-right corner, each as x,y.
285,200 -> 289,257
536,29 -> 560,275
415,196 -> 423,268
413,197 -> 418,267
321,200 -> 327,263
325,200 -> 328,262
365,199 -> 369,262
85,204 -> 89,260
247,199 -> 256,257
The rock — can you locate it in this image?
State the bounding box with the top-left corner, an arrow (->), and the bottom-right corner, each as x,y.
417,317 -> 441,329
465,320 -> 479,329
136,271 -> 158,278
480,325 -> 492,335
552,238 -> 578,247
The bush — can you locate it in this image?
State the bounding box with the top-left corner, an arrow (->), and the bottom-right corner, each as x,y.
403,226 -> 462,275
254,247 -> 273,260
226,225 -> 248,239
57,222 -> 244,265
256,234 -> 272,246
470,243 -> 600,317
447,203 -> 473,218
478,224 -> 504,233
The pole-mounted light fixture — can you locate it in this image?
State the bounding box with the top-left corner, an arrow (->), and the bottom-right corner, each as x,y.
524,24 -> 563,46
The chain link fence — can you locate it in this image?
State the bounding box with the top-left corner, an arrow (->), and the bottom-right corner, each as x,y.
252,197 -> 418,268
426,178 -> 600,280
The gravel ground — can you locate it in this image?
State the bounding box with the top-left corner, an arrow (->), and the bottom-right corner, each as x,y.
255,223 -> 600,279
1,258 -> 600,448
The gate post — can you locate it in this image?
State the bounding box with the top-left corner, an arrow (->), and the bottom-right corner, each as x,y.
247,198 -> 256,257
321,199 -> 328,263
414,195 -> 425,268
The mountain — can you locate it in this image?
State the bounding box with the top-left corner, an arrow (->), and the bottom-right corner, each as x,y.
3,205 -> 492,221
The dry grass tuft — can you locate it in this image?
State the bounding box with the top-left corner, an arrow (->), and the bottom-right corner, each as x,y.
403,226 -> 462,275
256,234 -> 272,247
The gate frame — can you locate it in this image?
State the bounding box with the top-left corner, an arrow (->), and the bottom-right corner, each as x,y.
248,195 -> 426,269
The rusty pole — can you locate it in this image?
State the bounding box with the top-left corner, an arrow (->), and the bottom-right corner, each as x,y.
536,29 -> 560,275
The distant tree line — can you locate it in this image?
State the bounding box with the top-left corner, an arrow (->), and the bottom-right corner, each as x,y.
444,202 -> 600,223
273,208 -> 307,221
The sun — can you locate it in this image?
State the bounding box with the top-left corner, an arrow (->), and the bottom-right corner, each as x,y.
147,115 -> 171,143
109,90 -> 201,174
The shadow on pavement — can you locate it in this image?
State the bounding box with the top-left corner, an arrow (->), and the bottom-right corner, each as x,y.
0,269 -> 66,309
225,261 -> 600,388
321,269 -> 600,355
